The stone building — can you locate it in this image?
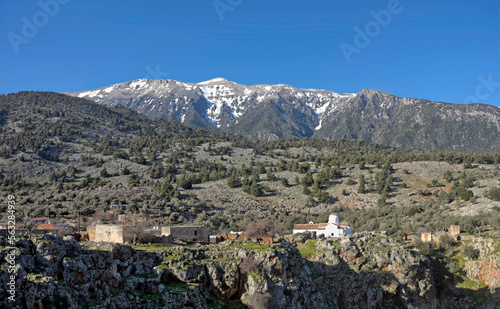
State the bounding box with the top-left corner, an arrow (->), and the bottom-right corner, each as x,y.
449,225 -> 460,237
420,225 -> 461,244
162,226 -> 209,243
87,224 -> 134,244
421,232 -> 433,243
293,214 -> 352,238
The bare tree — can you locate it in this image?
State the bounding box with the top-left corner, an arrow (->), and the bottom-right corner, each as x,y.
57,226 -> 76,238
245,219 -> 275,239
22,216 -> 39,239
125,214 -> 154,244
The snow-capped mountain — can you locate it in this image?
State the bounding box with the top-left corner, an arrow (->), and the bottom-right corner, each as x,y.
68,78 -> 500,152
68,78 -> 354,132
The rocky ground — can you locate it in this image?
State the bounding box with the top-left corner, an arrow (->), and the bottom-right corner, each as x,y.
0,232 -> 437,309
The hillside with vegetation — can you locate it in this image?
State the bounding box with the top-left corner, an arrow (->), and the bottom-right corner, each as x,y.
2,91 -> 500,307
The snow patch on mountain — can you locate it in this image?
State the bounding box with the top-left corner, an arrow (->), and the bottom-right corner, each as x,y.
77,90 -> 100,98
198,77 -> 229,85
130,79 -> 149,89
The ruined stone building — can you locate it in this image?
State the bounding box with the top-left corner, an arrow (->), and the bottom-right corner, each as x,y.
162,226 -> 209,243
420,225 -> 461,244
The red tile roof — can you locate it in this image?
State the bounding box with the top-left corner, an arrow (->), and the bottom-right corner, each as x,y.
293,224 -> 326,230
37,224 -> 58,230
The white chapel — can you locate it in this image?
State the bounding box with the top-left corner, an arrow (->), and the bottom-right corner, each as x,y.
293,213 -> 352,238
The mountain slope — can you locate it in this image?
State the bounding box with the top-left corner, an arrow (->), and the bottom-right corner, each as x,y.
68,79 -> 500,152
313,89 -> 500,151
0,91 -> 224,164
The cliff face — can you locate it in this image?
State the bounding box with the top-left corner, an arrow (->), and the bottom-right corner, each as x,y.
0,233 -> 435,309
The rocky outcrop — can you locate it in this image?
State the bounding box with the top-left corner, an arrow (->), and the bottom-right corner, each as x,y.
299,232 -> 436,309
0,233 -> 435,309
463,237 -> 500,288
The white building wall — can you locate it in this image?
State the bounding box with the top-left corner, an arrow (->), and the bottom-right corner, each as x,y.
293,215 -> 352,238
328,214 -> 339,224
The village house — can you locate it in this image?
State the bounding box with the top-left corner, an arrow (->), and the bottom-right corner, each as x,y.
162,225 -> 209,243
0,223 -> 59,236
34,224 -> 59,236
293,213 -> 352,238
110,204 -> 127,210
23,217 -> 50,224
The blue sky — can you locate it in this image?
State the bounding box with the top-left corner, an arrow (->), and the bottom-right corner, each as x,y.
0,0 -> 498,105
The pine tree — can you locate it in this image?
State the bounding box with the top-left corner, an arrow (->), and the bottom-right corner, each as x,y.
177,174 -> 192,189
301,171 -> 314,187
250,181 -> 263,197
266,169 -> 275,181
358,160 -> 366,170
358,174 -> 366,194
227,174 -> 241,188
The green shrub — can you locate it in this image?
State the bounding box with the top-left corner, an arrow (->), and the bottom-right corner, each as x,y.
346,178 -> 356,185
489,187 -> 500,201
438,234 -> 454,251
415,239 -> 435,256
463,245 -> 479,260
460,189 -> 474,201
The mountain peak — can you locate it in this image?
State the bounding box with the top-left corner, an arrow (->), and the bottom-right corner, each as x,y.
358,88 -> 392,96
198,77 -> 233,85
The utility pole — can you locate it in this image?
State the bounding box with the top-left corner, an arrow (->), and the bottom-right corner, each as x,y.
78,208 -> 81,234
76,203 -> 81,235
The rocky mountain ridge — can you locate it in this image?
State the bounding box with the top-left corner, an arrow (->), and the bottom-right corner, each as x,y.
68,78 -> 500,152
68,78 -> 352,134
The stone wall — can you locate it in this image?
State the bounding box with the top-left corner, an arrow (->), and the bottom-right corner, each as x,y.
87,226 -> 96,241
162,226 -> 209,243
95,225 -> 124,243
421,232 -> 433,243
449,225 -> 460,236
